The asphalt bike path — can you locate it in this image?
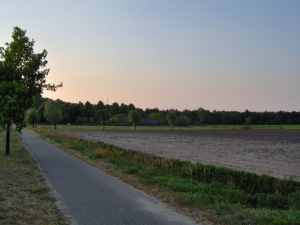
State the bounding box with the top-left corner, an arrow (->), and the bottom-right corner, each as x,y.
20,129 -> 200,225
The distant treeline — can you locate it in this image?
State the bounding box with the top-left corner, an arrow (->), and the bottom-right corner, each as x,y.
34,97 -> 300,125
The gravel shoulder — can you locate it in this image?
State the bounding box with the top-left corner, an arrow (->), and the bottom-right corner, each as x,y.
55,129 -> 300,180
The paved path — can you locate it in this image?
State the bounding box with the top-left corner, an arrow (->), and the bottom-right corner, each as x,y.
20,129 -> 200,225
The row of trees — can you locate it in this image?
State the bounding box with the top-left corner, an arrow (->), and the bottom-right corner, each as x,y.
2,27 -> 300,155
28,97 -> 300,129
26,99 -> 142,130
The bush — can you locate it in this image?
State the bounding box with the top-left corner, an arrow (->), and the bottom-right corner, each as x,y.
175,115 -> 190,126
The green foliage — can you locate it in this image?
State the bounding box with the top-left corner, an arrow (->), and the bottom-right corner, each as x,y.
95,109 -> 110,121
96,101 -> 105,110
82,117 -> 89,123
80,101 -> 95,119
25,108 -> 40,128
148,112 -> 166,123
0,27 -> 62,153
61,114 -> 71,124
181,109 -> 192,120
110,102 -> 121,115
245,116 -> 252,125
175,115 -> 190,126
274,116 -> 283,124
128,110 -> 140,130
44,100 -> 62,129
76,116 -> 83,123
110,113 -> 124,125
197,107 -> 209,124
120,103 -> 128,114
166,110 -> 177,129
128,103 -> 136,112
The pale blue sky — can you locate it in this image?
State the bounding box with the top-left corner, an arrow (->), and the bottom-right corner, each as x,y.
1,1 -> 299,111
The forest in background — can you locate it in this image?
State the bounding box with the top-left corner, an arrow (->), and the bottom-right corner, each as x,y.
32,97 -> 300,126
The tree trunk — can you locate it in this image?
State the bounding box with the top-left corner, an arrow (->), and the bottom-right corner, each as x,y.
6,122 -> 10,155
134,124 -> 136,130
55,123 -> 57,129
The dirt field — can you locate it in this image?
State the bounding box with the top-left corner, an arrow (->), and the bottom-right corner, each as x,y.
55,129 -> 300,180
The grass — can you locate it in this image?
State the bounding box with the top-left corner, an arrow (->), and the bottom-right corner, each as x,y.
26,126 -> 300,225
0,130 -> 68,225
39,124 -> 300,131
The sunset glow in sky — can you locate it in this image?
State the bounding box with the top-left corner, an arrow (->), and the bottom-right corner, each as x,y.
1,1 -> 300,111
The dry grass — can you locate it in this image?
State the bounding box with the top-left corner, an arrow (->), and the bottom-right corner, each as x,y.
0,131 -> 67,225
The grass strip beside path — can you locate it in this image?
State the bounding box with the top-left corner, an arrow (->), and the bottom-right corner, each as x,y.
26,127 -> 300,225
0,131 -> 67,225
41,124 -> 300,131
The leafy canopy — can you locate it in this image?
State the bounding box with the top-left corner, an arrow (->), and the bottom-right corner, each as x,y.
0,26 -> 62,132
25,108 -> 40,128
166,110 -> 177,129
128,110 -> 140,130
44,100 -> 62,129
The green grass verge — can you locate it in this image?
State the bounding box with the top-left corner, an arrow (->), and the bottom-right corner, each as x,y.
27,127 -> 300,225
0,130 -> 67,225
38,124 -> 300,131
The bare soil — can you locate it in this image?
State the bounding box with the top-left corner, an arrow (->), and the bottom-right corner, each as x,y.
55,129 -> 300,180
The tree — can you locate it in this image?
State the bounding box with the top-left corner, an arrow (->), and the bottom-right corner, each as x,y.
128,110 -> 140,130
61,114 -> 71,124
175,115 -> 190,126
25,108 -> 40,128
120,103 -> 128,114
67,102 -> 83,123
128,103 -> 136,112
0,27 -> 62,154
44,100 -> 62,129
245,116 -> 251,125
110,102 -> 121,116
96,100 -> 105,110
82,117 -> 89,123
181,109 -> 192,120
148,112 -> 166,124
95,109 -> 110,122
110,113 -> 124,125
166,110 -> 177,130
197,107 -> 208,124
76,116 -> 83,123
80,101 -> 95,119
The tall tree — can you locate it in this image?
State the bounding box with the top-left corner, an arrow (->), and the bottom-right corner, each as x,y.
128,110 -> 140,130
128,103 -> 136,112
197,107 -> 208,125
96,100 -> 105,110
166,110 -> 177,130
80,101 -> 95,119
25,108 -> 40,128
0,27 -> 62,154
95,109 -> 110,122
120,103 -> 128,114
110,102 -> 121,116
44,100 -> 62,129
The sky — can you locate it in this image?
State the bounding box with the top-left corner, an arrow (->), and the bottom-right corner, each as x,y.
1,0 -> 300,112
